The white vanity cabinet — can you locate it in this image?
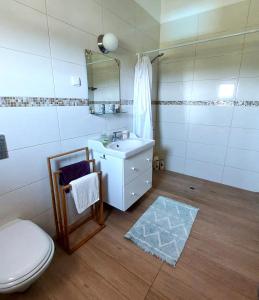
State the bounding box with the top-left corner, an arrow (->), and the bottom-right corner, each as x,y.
93,148 -> 153,211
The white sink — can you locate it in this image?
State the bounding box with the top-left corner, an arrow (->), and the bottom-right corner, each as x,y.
88,135 -> 155,159
107,139 -> 146,151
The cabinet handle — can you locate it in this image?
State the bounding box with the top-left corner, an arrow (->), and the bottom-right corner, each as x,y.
100,154 -> 106,159
131,192 -> 137,196
131,167 -> 137,171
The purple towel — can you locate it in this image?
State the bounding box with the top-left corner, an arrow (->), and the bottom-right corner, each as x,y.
59,160 -> 90,186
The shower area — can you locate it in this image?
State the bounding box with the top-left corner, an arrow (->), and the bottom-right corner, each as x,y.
148,0 -> 259,192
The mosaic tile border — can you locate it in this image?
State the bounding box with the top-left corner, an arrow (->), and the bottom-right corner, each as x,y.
1,97 -> 259,107
0,97 -> 88,107
152,100 -> 259,106
0,97 -> 133,107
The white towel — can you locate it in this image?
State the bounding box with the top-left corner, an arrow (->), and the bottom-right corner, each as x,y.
70,173 -> 99,214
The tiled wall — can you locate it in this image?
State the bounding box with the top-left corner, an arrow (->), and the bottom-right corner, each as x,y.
157,0 -> 259,192
0,0 -> 160,234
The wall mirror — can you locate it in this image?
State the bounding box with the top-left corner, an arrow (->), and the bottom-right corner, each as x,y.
85,49 -> 121,115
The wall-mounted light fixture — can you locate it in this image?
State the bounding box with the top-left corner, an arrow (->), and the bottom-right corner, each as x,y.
97,33 -> 118,54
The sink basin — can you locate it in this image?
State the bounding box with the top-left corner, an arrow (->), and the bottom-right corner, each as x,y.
88,135 -> 155,159
107,139 -> 146,152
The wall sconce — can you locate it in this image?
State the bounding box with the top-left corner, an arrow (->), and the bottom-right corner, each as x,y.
97,33 -> 118,54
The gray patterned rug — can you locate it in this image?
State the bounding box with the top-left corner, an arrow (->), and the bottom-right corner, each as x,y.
125,196 -> 199,266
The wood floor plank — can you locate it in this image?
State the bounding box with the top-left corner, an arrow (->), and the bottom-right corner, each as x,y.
1,171 -> 258,300
174,248 -> 257,299
89,226 -> 162,284
76,242 -> 150,300
150,267 -> 209,300
44,247 -> 127,300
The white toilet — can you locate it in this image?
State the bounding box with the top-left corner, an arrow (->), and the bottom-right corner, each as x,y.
0,219 -> 55,294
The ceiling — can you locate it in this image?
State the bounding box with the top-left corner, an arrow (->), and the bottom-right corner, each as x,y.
161,0 -> 245,23
135,0 -> 246,24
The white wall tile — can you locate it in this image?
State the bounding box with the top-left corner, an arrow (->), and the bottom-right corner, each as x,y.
32,208 -> 55,236
165,155 -> 186,174
158,139 -> 186,157
0,107 -> 60,150
158,122 -> 189,141
15,0 -> 46,13
196,36 -> 243,58
135,31 -> 158,53
48,17 -> 91,65
222,167 -> 259,192
243,32 -> 259,53
105,114 -> 132,132
159,59 -> 194,83
0,48 -> 54,97
229,127 -> 259,151
188,124 -> 229,146
135,5 -> 160,42
0,0 -> 50,56
102,0 -> 137,27
160,15 -> 198,45
0,179 -> 52,224
61,134 -> 97,153
157,105 -> 189,123
0,0 -> 162,233
186,142 -> 226,165
157,1 -> 259,192
52,59 -> 88,98
185,159 -> 223,183
236,77 -> 259,100
232,107 -> 259,129
226,148 -> 259,173
240,51 -> 259,78
194,54 -> 241,80
103,9 -> 136,52
192,79 -> 237,101
198,1 -> 249,37
46,0 -> 102,36
57,107 -> 105,140
247,0 -> 259,27
188,106 -> 233,126
0,142 -> 60,196
158,82 -> 193,101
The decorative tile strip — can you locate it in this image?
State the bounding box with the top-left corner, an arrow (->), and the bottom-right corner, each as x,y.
152,100 -> 259,106
1,97 -> 258,107
0,97 -> 134,107
0,97 -> 88,107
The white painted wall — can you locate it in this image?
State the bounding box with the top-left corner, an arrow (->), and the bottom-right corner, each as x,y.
0,0 -> 160,235
157,0 -> 259,192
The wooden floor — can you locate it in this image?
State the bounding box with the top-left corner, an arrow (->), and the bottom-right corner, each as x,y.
1,171 -> 259,300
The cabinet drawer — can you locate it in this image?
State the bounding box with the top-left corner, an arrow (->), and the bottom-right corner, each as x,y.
124,148 -> 153,184
124,168 -> 152,210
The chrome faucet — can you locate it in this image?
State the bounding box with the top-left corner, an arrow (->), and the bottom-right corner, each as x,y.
112,131 -> 123,142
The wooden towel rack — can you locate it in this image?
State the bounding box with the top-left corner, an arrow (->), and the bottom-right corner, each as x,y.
47,147 -> 105,254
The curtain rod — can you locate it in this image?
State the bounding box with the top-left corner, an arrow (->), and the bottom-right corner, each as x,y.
136,28 -> 259,56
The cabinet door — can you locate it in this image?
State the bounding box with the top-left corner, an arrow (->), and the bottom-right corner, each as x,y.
124,168 -> 152,210
124,148 -> 153,184
94,152 -> 124,210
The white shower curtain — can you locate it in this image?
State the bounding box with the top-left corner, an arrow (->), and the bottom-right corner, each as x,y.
133,55 -> 153,140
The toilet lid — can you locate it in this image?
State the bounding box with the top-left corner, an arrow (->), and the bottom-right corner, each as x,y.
0,219 -> 52,285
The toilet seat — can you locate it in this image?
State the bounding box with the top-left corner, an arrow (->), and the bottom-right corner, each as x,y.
0,219 -> 55,293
